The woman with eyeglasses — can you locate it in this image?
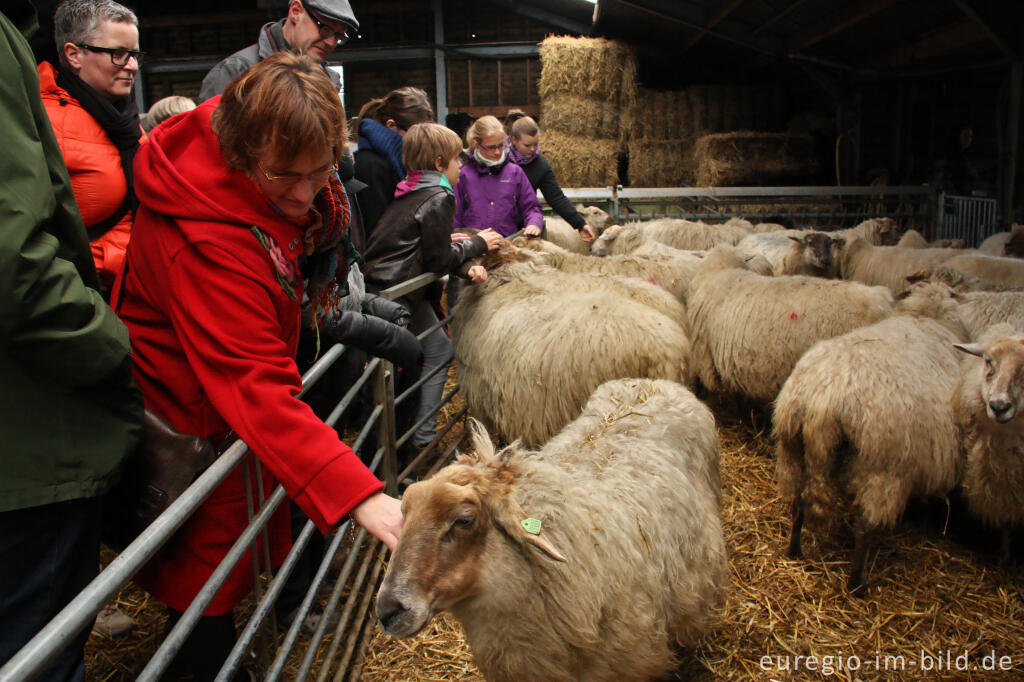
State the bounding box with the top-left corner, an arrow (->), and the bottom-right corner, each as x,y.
504,110 -> 597,243
38,0 -> 144,296
116,53 -> 403,680
454,115 -> 543,239
353,86 -> 435,247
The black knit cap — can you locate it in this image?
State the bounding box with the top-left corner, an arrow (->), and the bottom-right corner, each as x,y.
302,0 -> 359,32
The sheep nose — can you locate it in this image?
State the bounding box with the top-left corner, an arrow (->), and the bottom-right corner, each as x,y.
376,591 -> 408,631
989,398 -> 1012,419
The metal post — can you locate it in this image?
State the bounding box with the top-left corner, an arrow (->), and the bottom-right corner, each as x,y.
432,0 -> 449,123
373,360 -> 399,494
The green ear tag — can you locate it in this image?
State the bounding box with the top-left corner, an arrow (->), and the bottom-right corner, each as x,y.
521,517 -> 542,535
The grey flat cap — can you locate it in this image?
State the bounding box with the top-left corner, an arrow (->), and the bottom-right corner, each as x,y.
303,0 -> 359,31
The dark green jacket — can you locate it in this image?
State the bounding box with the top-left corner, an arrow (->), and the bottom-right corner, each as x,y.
0,1 -> 142,513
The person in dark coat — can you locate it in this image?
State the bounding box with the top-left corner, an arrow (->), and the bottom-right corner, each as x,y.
353,87 -> 435,245
504,110 -> 596,243
0,1 -> 142,677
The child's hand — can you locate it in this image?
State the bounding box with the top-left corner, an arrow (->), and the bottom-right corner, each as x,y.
579,224 -> 597,242
451,232 -> 472,242
478,229 -> 502,251
524,225 -> 542,238
468,265 -> 488,283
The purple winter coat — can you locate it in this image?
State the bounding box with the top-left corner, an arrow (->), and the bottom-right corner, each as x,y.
453,154 -> 544,237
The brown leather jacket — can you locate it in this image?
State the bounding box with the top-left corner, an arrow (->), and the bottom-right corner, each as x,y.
362,185 -> 488,302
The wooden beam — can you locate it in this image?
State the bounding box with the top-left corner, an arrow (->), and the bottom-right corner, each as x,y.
683,0 -> 749,50
867,19 -> 987,70
951,0 -> 1020,60
788,0 -> 897,52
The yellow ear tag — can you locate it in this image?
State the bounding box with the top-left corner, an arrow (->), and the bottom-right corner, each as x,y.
521,517 -> 542,535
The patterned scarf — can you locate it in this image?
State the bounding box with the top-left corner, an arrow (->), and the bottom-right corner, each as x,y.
506,138 -> 540,167
251,173 -> 357,351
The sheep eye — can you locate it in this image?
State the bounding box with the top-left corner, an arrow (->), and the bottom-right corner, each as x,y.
452,515 -> 475,529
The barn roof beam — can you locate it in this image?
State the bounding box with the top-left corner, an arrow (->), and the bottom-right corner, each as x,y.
682,0 -> 750,50
951,0 -> 1020,60
787,0 -> 897,52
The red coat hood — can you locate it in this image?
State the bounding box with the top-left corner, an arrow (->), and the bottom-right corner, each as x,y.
134,97 -> 292,237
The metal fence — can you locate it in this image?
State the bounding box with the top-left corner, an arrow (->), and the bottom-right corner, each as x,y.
934,193 -> 1001,247
0,273 -> 464,682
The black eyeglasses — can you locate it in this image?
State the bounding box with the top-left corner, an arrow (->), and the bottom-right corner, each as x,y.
305,8 -> 350,46
76,44 -> 144,67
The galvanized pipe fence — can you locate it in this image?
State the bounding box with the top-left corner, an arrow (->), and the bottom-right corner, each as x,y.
0,272 -> 465,682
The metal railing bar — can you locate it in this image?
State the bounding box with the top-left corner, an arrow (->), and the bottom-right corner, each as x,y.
325,357 -> 381,432
378,272 -> 440,302
136,485 -> 288,682
217,519 -> 318,681
0,438 -> 248,682
277,524 -> 363,682
298,342 -> 347,398
315,538 -> 382,682
394,350 -> 455,406
395,384 -> 461,450
331,549 -> 387,682
398,405 -> 469,482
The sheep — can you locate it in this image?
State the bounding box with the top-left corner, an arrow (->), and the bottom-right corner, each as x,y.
776,232 -> 845,277
543,205 -> 611,254
512,236 -> 701,302
592,217 -> 749,254
896,229 -> 965,249
452,250 -> 692,447
589,223 -> 705,261
829,216 -> 905,246
838,236 -> 966,294
977,224 -> 1024,258
952,324 -> 1024,564
687,245 -> 894,403
937,253 -> 1024,290
734,230 -> 809,272
773,282 -> 970,592
376,378 -> 728,682
955,291 -> 1024,339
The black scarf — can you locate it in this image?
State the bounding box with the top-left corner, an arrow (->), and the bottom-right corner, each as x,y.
55,64 -> 141,225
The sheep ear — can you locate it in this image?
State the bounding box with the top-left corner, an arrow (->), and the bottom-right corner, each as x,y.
788,235 -> 804,244
489,493 -> 567,563
905,271 -> 930,285
831,236 -> 846,247
954,342 -> 985,357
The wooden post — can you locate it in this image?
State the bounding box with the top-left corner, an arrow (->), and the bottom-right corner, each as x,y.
497,59 -> 503,107
1004,61 -> 1021,223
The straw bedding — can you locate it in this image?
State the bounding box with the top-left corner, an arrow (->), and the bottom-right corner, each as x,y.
84,383 -> 1024,680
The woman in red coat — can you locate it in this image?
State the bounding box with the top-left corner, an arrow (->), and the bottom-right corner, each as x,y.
116,53 -> 403,679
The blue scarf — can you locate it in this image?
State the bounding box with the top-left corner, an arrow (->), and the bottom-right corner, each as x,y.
358,119 -> 404,179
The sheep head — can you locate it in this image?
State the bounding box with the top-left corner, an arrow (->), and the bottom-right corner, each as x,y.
791,231 -> 843,275
860,217 -> 903,245
580,205 -> 610,231
589,223 -> 626,256
1005,224 -> 1024,258
376,425 -> 566,639
955,333 -> 1024,424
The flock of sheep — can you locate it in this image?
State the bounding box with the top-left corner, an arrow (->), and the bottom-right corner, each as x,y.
375,210 -> 1024,681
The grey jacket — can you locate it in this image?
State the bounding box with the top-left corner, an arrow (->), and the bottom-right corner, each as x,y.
198,20 -> 342,103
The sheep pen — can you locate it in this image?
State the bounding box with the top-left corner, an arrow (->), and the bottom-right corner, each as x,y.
360,392 -> 1024,681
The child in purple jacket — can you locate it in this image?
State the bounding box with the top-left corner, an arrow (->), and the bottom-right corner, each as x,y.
453,115 -> 543,238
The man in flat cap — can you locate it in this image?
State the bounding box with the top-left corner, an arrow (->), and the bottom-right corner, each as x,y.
198,0 -> 357,102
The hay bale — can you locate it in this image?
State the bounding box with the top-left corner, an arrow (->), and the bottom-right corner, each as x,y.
541,95 -> 621,139
538,36 -> 638,107
543,130 -> 620,187
693,130 -> 817,187
627,138 -> 695,187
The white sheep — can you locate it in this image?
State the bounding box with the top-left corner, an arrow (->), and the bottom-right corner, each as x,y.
376,378 -> 728,682
956,291 -> 1024,339
938,253 -> 1024,290
543,205 -> 611,254
516,234 -> 702,301
452,251 -> 692,447
977,225 -> 1024,258
773,282 -> 970,592
952,323 -> 1024,563
592,217 -> 750,254
838,236 -> 966,293
687,245 -> 894,403
776,232 -> 844,277
829,217 -> 905,245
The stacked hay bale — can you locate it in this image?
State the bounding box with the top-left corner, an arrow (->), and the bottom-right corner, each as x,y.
693,131 -> 818,187
539,36 -> 637,187
628,84 -> 789,187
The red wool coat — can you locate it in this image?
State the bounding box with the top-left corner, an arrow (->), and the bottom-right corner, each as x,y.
117,98 -> 382,615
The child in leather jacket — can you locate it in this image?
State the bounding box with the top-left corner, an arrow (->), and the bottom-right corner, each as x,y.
362,123 -> 500,454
